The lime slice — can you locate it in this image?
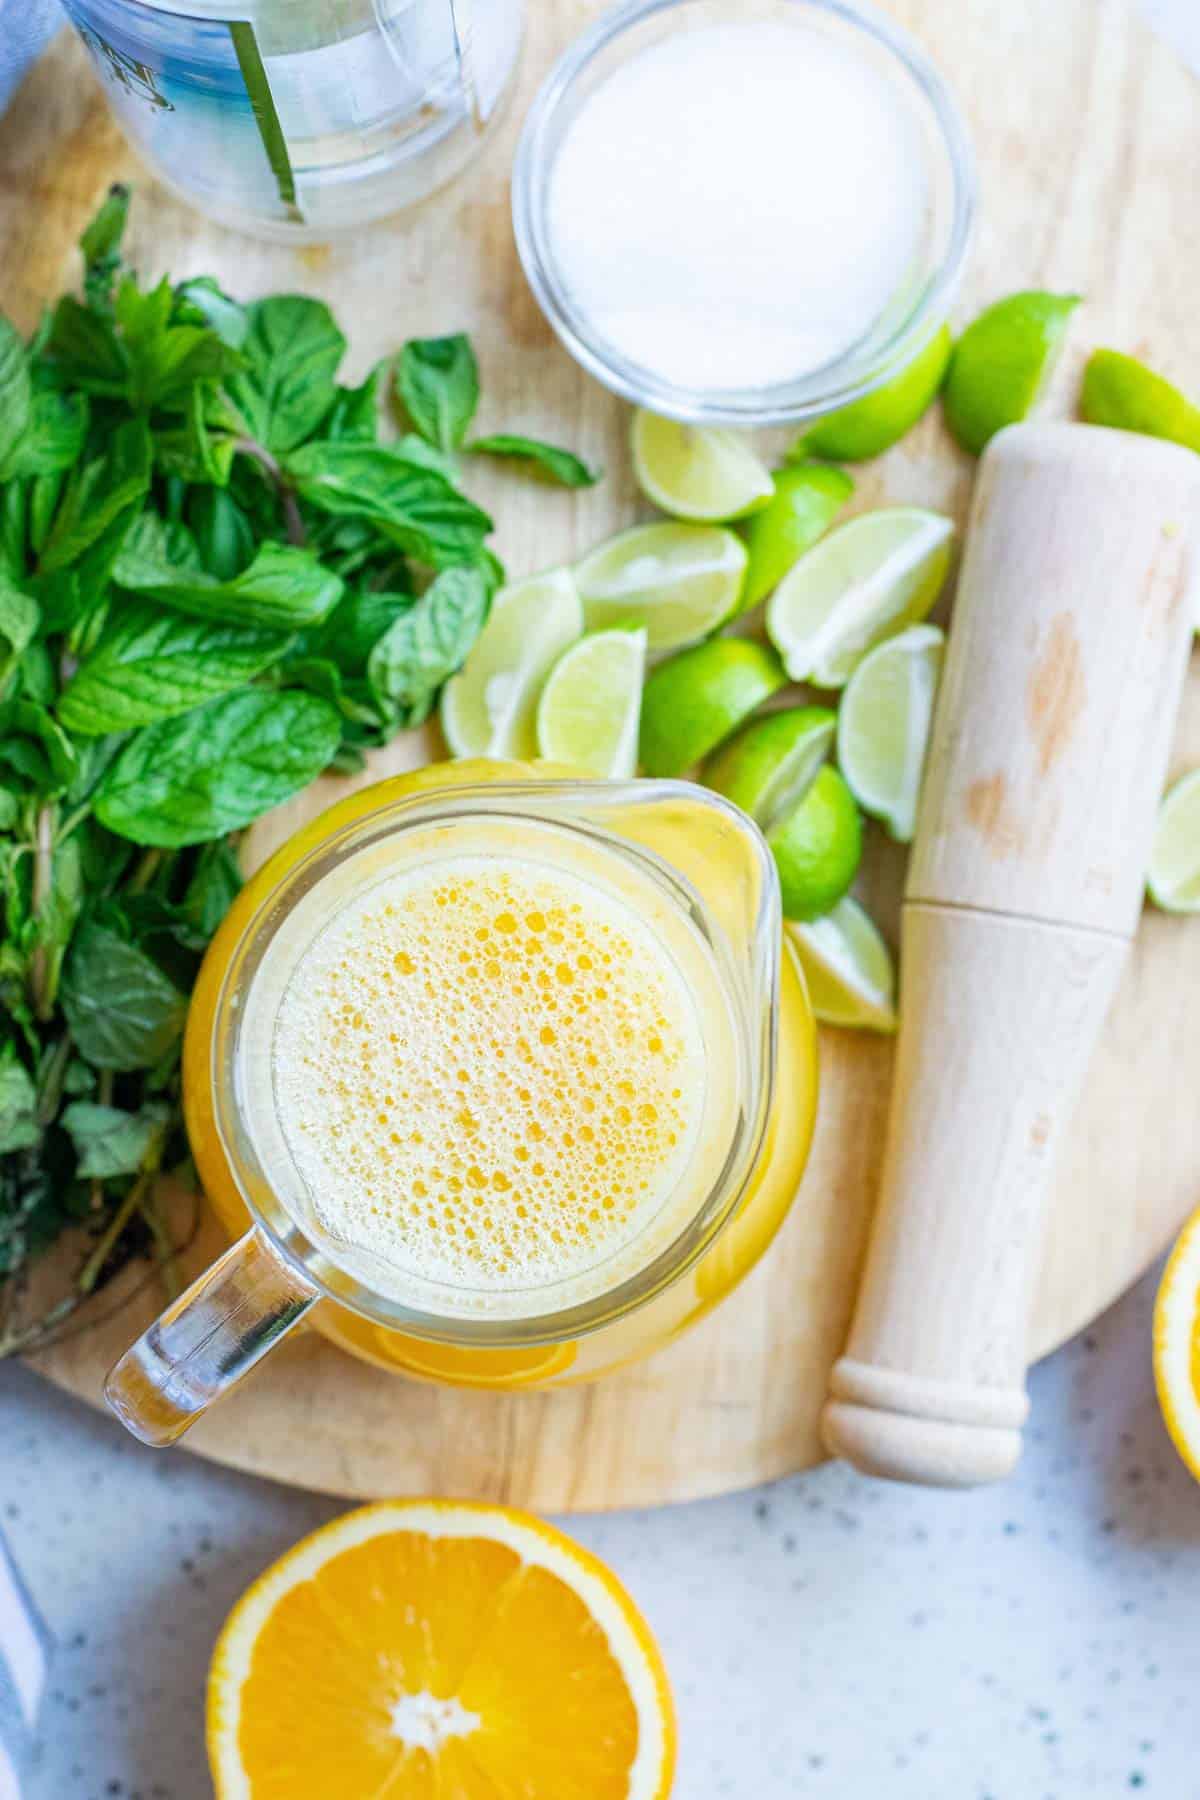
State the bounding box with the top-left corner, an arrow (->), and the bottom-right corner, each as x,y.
786,898 -> 897,1032
837,624 -> 945,843
1148,769 -> 1200,912
705,706 -> 836,832
574,522 -> 747,654
535,627 -> 647,778
639,638 -> 786,778
791,325 -> 953,463
943,290 -> 1080,456
632,410 -> 774,521
767,766 -> 863,922
440,567 -> 583,758
1080,349 -> 1200,453
739,463 -> 854,612
766,506 -> 953,689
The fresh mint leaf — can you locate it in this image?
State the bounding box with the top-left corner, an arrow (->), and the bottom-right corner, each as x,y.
95,688 -> 341,847
0,485 -> 26,579
286,440 -> 492,567
115,524 -> 342,631
367,564 -> 489,728
393,433 -> 459,482
0,1045 -> 38,1154
322,362 -> 385,441
0,699 -> 80,797
396,334 -> 478,453
181,840 -> 242,939
3,391 -> 90,480
79,183 -> 130,312
28,830 -> 84,1016
188,487 -> 255,580
153,383 -> 238,487
312,585 -> 412,672
0,318 -> 32,476
46,296 -> 128,397
173,276 -> 249,350
59,599 -> 292,735
61,917 -> 187,1070
62,1099 -> 169,1179
115,276 -> 241,411
0,580 -> 40,699
225,296 -> 346,454
467,433 -> 600,488
37,419 -> 151,574
27,473 -> 64,560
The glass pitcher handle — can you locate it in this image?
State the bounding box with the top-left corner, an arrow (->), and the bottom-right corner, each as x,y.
104,1228 -> 318,1447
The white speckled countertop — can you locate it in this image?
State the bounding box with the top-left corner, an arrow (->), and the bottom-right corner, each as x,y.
4,1265 -> 1200,1798
4,5 -> 1200,1797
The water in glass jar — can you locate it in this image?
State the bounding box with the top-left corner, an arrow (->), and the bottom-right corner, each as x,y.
62,0 -> 524,241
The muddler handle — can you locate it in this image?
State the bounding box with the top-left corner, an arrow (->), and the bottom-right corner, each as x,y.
822,422 -> 1200,1487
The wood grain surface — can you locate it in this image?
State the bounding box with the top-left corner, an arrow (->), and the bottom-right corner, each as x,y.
5,0 -> 1200,1510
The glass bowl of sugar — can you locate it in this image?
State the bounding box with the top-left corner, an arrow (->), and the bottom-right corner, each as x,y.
512,0 -> 974,426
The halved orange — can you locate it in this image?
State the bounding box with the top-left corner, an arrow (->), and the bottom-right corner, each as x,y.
1154,1207 -> 1200,1483
207,1499 -> 676,1798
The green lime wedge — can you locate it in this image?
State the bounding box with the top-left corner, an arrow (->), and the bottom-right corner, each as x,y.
1080,349 -> 1200,453
837,624 -> 945,842
767,766 -> 863,922
791,325 -> 953,462
943,291 -> 1081,455
1148,769 -> 1200,912
639,638 -> 786,778
705,706 -> 836,832
574,522 -> 747,653
786,898 -> 897,1032
440,567 -> 582,759
739,463 -> 854,612
766,506 -> 954,689
632,410 -> 774,521
535,627 -> 646,779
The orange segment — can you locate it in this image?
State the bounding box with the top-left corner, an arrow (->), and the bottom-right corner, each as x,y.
208,1500 -> 675,1800
1154,1205 -> 1200,1484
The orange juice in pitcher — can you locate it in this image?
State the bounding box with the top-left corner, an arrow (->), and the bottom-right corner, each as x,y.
106,762 -> 817,1442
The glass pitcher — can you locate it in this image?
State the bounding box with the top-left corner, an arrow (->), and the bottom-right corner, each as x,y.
104,761 -> 818,1445
60,0 -> 524,240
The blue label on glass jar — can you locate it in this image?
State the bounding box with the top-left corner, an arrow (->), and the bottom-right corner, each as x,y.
61,0 -> 303,224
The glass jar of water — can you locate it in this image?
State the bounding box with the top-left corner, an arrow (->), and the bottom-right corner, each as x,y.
62,0 -> 524,241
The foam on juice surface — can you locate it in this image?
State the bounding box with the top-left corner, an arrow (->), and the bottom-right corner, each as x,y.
270,856 -> 707,1302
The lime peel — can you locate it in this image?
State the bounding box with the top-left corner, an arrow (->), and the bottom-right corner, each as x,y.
1148,769 -> 1200,912
638,638 -> 785,778
786,898 -> 897,1032
837,624 -> 945,843
739,463 -> 854,611
705,706 -> 836,834
575,521 -> 747,652
791,324 -> 953,463
766,506 -> 954,689
1080,349 -> 1200,454
440,567 -> 583,759
632,410 -> 773,522
943,290 -> 1081,457
535,627 -> 647,779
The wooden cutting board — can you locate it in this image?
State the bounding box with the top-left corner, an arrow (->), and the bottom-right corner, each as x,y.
6,1 -> 1200,1511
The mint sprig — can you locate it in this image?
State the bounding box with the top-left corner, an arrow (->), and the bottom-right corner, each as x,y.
0,187 -> 600,1348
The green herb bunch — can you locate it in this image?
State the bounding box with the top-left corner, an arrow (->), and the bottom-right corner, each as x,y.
0,187 -> 597,1353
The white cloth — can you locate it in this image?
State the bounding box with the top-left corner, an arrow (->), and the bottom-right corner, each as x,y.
0,0 -> 63,113
0,1533 -> 50,1797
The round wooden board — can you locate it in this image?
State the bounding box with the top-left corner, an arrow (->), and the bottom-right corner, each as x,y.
7,2 -> 1200,1511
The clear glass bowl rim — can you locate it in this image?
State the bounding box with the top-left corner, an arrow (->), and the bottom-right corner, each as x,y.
511,0 -> 977,427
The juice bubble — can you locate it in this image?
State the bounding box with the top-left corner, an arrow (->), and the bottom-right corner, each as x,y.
271,856 -> 707,1302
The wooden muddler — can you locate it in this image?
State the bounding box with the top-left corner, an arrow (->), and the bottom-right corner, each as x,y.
822,422 -> 1200,1488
